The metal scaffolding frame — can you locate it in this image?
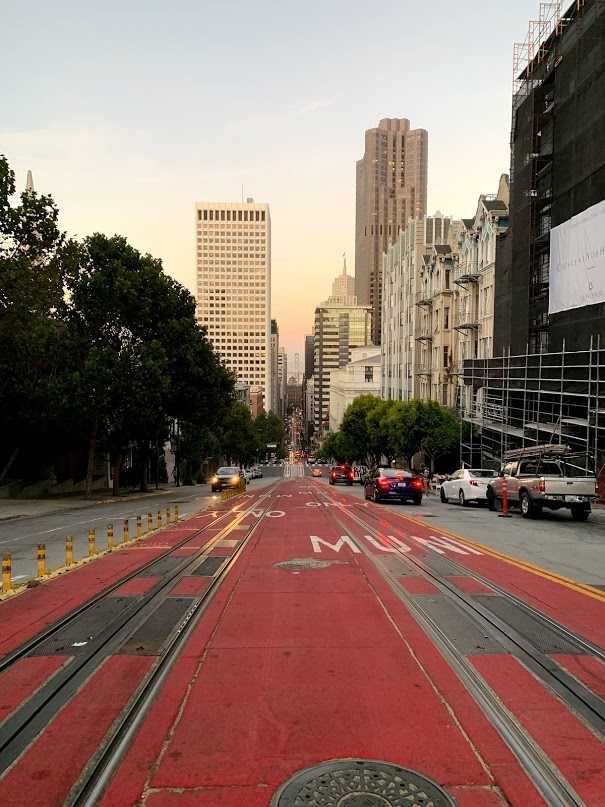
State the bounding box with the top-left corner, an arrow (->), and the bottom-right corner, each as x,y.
458,337 -> 603,473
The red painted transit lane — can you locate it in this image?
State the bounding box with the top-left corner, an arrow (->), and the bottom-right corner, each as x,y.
101,479 -> 556,807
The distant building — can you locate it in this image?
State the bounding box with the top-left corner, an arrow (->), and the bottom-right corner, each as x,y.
355,118 -> 428,344
195,199 -> 271,407
303,375 -> 314,441
329,346 -> 381,432
381,215 -> 459,403
250,389 -> 265,418
304,334 -> 314,379
277,347 -> 288,418
286,376 -> 303,410
313,267 -> 372,437
270,319 -> 280,414
234,381 -> 250,407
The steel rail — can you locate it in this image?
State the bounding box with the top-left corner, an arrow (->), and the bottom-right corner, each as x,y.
317,487 -> 589,807
333,492 -> 605,728
70,491 -> 272,807
0,487 -> 277,771
0,493 -> 252,675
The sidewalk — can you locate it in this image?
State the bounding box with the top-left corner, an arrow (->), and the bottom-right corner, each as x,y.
0,485 -> 197,522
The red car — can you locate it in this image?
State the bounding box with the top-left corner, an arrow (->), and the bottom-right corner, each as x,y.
329,465 -> 354,486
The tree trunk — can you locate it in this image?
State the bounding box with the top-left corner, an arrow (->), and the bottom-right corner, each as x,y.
139,444 -> 148,492
85,431 -> 96,498
0,446 -> 20,485
112,452 -> 122,496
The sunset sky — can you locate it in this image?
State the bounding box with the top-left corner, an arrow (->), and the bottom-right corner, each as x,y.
4,0 -> 536,360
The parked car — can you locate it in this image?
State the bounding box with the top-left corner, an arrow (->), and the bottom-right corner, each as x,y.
364,467 -> 423,504
487,445 -> 597,521
329,465 -> 354,485
254,465 -> 263,478
440,468 -> 497,506
311,467 -> 323,478
210,467 -> 246,492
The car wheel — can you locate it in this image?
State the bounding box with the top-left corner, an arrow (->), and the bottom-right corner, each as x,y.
486,488 -> 497,511
520,491 -> 539,519
440,487 -> 447,503
571,505 -> 590,522
413,495 -> 422,506
329,480 -> 334,485
372,489 -> 380,503
459,489 -> 468,507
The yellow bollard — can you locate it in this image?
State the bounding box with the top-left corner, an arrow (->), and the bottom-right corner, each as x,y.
2,553 -> 12,593
147,512 -> 153,533
157,509 -> 162,529
175,503 -> 180,522
65,536 -> 74,567
123,519 -> 130,543
88,528 -> 97,557
166,506 -> 171,525
136,515 -> 142,540
107,524 -> 114,549
37,544 -> 47,578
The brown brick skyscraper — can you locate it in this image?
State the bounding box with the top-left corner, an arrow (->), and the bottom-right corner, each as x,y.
355,118 -> 428,344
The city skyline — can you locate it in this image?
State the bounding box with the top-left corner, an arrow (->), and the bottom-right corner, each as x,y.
4,0 -> 537,358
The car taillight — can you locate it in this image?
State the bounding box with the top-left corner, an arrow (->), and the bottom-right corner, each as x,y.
347,471 -> 353,479
411,478 -> 423,489
538,478 -> 545,493
331,472 -> 336,478
469,480 -> 479,487
378,478 -> 391,488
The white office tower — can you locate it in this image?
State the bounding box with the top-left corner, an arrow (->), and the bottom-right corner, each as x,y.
195,200 -> 271,409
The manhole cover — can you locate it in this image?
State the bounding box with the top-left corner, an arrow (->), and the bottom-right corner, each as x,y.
273,558 -> 340,571
272,759 -> 456,807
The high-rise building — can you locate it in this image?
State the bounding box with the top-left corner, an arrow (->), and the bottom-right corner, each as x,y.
355,118 -> 428,344
304,335 -> 315,380
313,269 -> 372,437
381,216 -> 458,403
270,319 -> 279,414
195,200 -> 271,407
329,255 -> 356,305
459,1 -> 605,470
277,347 -> 288,418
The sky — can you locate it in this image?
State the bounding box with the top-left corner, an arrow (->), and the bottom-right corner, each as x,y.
3,0 -> 537,361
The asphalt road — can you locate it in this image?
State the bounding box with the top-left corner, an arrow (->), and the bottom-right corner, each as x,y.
0,468 -> 283,582
307,467 -> 605,587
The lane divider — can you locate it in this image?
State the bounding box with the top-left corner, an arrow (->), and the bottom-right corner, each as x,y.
311,480 -> 605,605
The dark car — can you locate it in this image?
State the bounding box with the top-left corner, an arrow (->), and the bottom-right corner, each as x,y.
329,464 -> 354,486
364,467 -> 423,504
210,466 -> 245,493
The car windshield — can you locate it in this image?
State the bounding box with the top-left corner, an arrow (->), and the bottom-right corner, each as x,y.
379,468 -> 409,478
469,469 -> 497,478
217,467 -> 238,475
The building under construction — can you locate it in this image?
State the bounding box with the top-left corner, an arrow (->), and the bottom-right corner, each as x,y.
460,0 -> 605,472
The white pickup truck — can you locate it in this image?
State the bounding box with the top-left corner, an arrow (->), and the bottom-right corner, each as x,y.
486,446 -> 597,521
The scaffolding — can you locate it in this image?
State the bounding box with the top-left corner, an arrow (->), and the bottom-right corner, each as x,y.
458,337 -> 604,473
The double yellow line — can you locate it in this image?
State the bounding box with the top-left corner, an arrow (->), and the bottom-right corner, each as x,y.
394,510 -> 605,604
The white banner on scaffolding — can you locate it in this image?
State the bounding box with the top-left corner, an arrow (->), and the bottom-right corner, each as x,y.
549,199 -> 605,315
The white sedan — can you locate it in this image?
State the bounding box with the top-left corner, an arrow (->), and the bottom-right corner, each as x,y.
440,468 -> 497,506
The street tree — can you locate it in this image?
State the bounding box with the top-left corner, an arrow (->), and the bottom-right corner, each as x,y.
419,401 -> 460,472
0,155 -> 71,483
63,233 -> 233,494
339,394 -> 382,463
220,401 -> 257,466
